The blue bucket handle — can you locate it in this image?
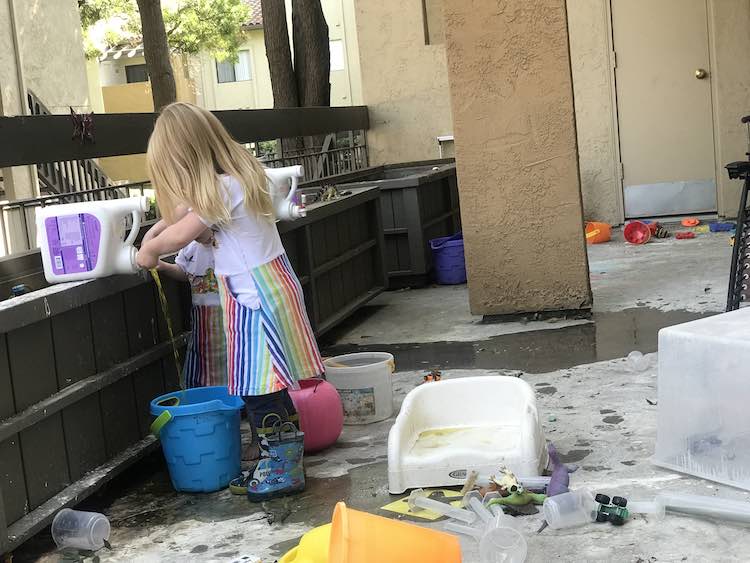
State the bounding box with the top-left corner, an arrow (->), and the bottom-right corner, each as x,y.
150,395 -> 235,437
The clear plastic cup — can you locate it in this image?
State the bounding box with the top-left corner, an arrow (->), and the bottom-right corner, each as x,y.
542,488 -> 597,530
479,526 -> 527,563
51,508 -> 111,551
627,499 -> 666,520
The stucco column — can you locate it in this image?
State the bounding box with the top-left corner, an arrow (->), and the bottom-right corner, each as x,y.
443,0 -> 592,316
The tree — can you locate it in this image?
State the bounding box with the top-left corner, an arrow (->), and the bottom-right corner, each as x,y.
292,0 -> 330,107
135,0 -> 176,110
79,0 -> 250,109
260,0 -> 298,108
260,0 -> 330,109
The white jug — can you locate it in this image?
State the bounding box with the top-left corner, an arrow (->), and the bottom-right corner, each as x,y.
265,165 -> 306,221
36,196 -> 149,284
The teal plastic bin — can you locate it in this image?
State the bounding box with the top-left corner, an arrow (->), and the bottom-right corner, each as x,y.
150,386 -> 244,493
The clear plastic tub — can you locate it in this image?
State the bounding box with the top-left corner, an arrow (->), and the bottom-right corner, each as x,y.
51,508 -> 110,551
655,309 -> 750,490
542,488 -> 597,530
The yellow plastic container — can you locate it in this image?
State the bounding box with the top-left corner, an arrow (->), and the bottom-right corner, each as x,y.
279,524 -> 331,563
329,502 -> 462,563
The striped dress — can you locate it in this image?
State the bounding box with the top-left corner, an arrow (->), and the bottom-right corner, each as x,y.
201,175 -> 324,395
218,254 -> 324,396
177,242 -> 227,388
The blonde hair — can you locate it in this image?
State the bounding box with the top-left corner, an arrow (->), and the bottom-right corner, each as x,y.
146,102 -> 273,225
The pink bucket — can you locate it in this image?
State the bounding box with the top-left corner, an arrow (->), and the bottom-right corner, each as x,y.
289,378 -> 344,453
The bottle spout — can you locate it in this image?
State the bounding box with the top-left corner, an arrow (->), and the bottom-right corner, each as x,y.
266,166 -> 305,221
115,246 -> 139,275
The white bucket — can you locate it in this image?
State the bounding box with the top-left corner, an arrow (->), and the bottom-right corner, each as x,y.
324,352 -> 394,424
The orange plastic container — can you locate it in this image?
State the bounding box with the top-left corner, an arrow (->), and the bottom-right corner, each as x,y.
328,502 -> 462,563
624,221 -> 652,245
585,222 -> 611,244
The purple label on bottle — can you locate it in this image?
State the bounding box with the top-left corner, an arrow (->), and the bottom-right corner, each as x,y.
45,213 -> 101,275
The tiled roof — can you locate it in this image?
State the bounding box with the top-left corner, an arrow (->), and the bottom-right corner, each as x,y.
244,0 -> 263,27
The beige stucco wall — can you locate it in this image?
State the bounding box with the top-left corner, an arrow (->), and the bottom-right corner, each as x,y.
353,0 -> 453,165
0,0 -> 89,205
17,0 -> 89,113
444,0 -> 591,315
566,0 -> 621,225
567,0 -> 750,222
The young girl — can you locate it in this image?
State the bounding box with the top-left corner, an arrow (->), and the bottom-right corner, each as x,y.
137,102 -> 324,500
150,229 -> 227,388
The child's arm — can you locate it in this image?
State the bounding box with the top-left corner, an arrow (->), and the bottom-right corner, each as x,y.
142,219 -> 168,246
136,212 -> 209,269
141,205 -> 190,245
156,260 -> 189,282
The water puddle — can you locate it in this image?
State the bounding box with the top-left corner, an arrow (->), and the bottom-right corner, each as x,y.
322,308 -> 713,373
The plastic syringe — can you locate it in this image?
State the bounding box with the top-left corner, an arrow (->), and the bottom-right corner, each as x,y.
475,474 -> 551,491
408,489 -> 477,524
657,492 -> 750,524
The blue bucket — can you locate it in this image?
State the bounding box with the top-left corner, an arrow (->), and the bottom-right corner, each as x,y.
150,386 -> 244,493
430,232 -> 467,285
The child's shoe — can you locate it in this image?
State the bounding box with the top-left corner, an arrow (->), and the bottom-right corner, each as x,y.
247,422 -> 305,501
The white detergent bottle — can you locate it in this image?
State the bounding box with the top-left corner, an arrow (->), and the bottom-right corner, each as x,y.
265,165 -> 306,221
36,196 -> 149,284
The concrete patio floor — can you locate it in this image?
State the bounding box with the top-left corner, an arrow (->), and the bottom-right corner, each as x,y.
19,231 -> 745,563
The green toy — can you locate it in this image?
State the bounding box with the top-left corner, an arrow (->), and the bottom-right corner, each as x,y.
487,490 -> 546,507
595,494 -> 629,525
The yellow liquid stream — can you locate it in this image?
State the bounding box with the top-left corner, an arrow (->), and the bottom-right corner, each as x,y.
151,269 -> 183,389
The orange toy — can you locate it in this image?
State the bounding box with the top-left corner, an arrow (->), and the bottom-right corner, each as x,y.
623,221 -> 652,245
585,222 -> 612,244
329,502 -> 462,563
681,217 -> 700,227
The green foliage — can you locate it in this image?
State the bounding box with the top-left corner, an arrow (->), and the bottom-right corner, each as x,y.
78,0 -> 135,29
79,0 -> 250,61
165,0 -> 250,61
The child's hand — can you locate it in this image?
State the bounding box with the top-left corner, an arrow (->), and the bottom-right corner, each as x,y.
136,248 -> 159,270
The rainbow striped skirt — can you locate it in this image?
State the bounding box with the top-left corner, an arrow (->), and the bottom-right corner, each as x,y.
182,304 -> 227,388
218,253 -> 324,396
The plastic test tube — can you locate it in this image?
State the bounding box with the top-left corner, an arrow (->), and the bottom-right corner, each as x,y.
475,474 -> 551,490
444,521 -> 483,540
464,491 -> 494,524
408,489 -> 477,524
657,492 -> 750,524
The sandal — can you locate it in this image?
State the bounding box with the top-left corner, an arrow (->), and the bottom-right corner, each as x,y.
229,469 -> 254,495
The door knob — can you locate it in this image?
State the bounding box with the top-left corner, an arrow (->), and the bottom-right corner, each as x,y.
695,68 -> 708,79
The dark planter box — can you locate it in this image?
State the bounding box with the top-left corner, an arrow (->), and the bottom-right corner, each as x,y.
278,186 -> 386,335
326,160 -> 461,288
0,270 -> 190,555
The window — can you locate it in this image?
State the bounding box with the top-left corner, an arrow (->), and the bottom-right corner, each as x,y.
216,50 -> 252,83
330,40 -> 345,71
125,64 -> 149,83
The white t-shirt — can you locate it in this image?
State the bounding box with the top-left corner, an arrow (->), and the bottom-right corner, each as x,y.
198,175 -> 285,308
175,241 -> 220,306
